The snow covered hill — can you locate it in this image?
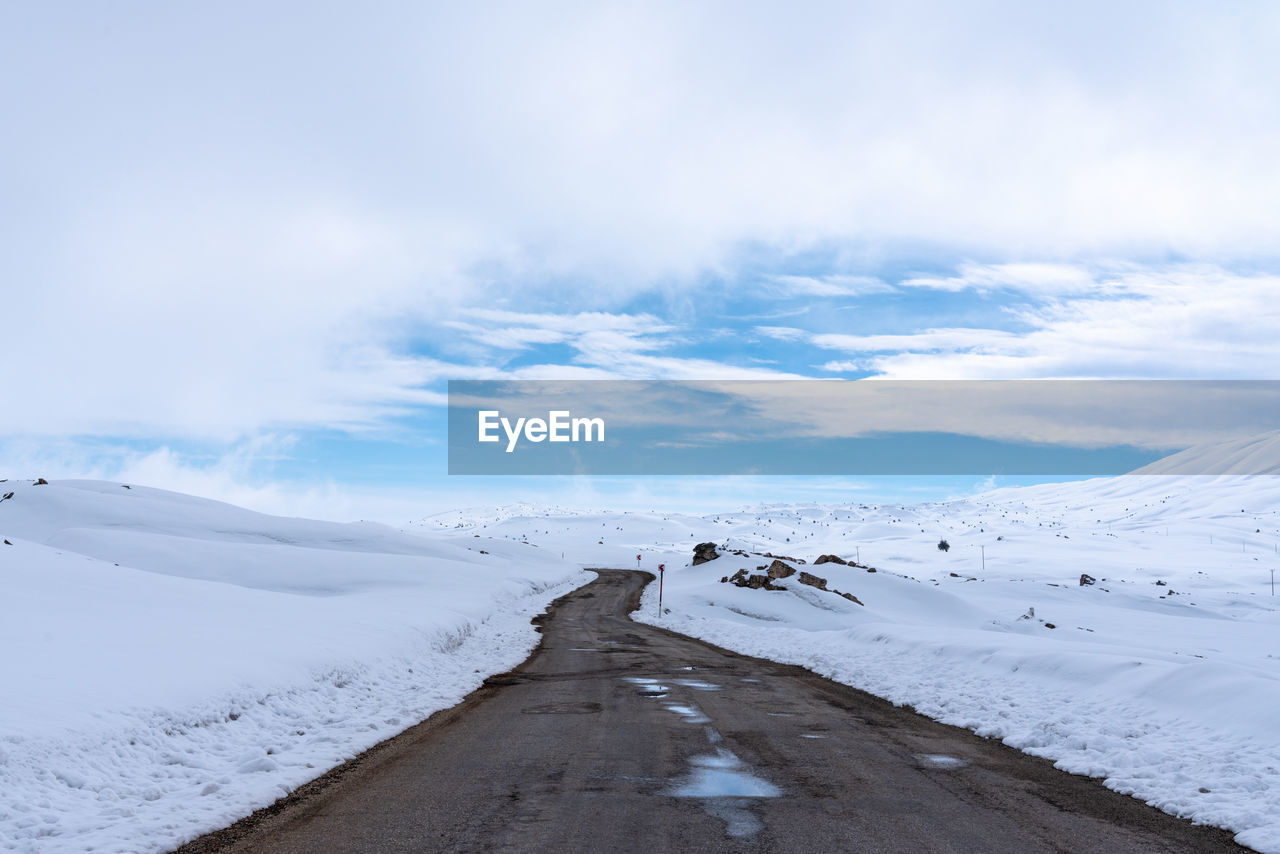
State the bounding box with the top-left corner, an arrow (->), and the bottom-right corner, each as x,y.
0,479 -> 588,854
1130,429 -> 1280,475
435,474 -> 1280,853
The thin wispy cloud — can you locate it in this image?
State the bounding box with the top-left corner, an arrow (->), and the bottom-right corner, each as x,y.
767,275 -> 895,297
898,263 -> 1105,296
812,328 -> 1027,355
863,268 -> 1280,379
754,326 -> 810,342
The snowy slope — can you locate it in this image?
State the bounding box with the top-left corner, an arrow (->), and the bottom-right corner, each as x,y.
0,479 -> 589,854
435,475 -> 1280,853
1131,429 -> 1280,474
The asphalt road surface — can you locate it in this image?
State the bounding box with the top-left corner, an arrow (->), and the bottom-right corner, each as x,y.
176,569 -> 1247,854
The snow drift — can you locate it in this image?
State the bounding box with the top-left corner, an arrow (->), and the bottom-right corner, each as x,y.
0,479 -> 588,853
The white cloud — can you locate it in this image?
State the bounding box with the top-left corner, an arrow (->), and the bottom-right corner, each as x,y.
444,310 -> 809,381
442,322 -> 570,351
813,328 -> 1027,355
859,268 -> 1280,379
899,263 -> 1104,295
819,361 -> 867,373
5,2 -> 1280,448
754,326 -> 809,342
767,275 -> 895,297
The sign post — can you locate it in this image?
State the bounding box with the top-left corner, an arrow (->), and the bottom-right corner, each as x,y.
658,564 -> 665,612
636,554 -> 641,569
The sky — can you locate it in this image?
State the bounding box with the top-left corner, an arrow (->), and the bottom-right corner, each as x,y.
3,1 -> 1280,522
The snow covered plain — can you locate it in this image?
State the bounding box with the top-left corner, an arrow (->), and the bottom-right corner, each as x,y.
424,474 -> 1280,853
0,480 -> 589,853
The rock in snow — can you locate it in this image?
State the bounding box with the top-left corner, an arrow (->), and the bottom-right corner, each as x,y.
692,541 -> 720,565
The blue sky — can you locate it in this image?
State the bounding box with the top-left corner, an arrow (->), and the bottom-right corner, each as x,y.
4,2 -> 1280,521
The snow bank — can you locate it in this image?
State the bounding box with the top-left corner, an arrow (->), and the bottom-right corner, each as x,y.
0,480 -> 588,853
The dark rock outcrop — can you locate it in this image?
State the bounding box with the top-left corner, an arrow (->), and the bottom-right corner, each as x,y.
693,542 -> 720,565
798,571 -> 828,590
814,554 -> 848,565
725,567 -> 786,590
767,560 -> 796,579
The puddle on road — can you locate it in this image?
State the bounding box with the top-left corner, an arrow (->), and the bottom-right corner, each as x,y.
617,678 -> 780,841
766,712 -> 794,717
800,734 -> 827,739
673,750 -> 781,797
622,676 -> 718,701
621,677 -> 671,698
664,703 -> 711,724
916,754 -> 969,769
669,748 -> 781,838
740,678 -> 761,684
672,679 -> 721,691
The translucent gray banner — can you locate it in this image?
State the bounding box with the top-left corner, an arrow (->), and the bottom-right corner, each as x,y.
447,380 -> 1280,475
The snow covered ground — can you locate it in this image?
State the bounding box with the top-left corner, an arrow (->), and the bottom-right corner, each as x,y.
5,472 -> 1278,853
426,474 -> 1280,853
0,480 -> 589,853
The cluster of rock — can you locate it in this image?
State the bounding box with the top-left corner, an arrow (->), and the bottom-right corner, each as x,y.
816,553 -> 877,573
723,562 -> 789,591
691,544 -> 870,605
717,556 -> 864,606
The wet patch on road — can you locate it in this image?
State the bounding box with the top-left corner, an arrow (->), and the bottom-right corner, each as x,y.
669,748 -> 781,839
520,702 -> 603,715
621,676 -> 671,698
664,703 -> 712,724
916,753 -> 969,769
672,679 -> 721,691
